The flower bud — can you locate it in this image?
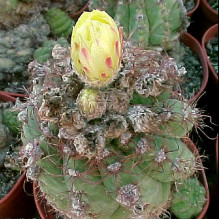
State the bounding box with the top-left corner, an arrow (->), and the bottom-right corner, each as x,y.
76,88 -> 106,120
71,10 -> 123,87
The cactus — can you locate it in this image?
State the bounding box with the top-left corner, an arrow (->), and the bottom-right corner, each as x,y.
0,101 -> 22,199
0,13 -> 50,91
89,0 -> 188,50
170,177 -> 206,219
2,107 -> 20,136
0,101 -> 20,160
45,8 -> 75,37
33,37 -> 69,64
0,0 -> 50,30
18,11 -> 206,219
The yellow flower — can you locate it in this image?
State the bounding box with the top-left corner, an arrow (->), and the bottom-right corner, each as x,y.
71,10 -> 123,87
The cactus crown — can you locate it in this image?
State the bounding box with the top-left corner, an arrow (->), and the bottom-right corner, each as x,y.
18,8 -> 206,219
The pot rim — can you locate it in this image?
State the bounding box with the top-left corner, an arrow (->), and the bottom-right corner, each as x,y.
187,0 -> 200,17
0,172 -> 26,203
200,0 -> 218,23
180,32 -> 209,103
201,0 -> 218,15
201,23 -> 218,82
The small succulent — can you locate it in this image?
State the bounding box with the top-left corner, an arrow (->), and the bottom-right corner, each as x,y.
45,8 -> 75,37
18,10 -> 206,219
33,37 -> 69,64
170,177 -> 206,219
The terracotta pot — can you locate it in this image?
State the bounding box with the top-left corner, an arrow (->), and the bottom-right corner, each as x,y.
33,139 -> 209,219
0,92 -> 36,218
187,0 -> 200,17
200,0 -> 218,23
201,24 -> 218,85
180,32 -> 209,103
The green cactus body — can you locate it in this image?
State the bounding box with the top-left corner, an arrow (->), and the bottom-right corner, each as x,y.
33,37 -> 69,64
98,156 -> 171,217
109,206 -> 130,219
113,0 -> 130,39
45,8 -> 75,37
37,155 -> 71,214
20,107 -> 42,145
129,0 -> 150,47
65,160 -> 120,219
159,99 -> 199,138
137,136 -> 197,182
170,177 -> 206,219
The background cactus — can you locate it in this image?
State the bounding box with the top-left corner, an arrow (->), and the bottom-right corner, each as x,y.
0,103 -> 12,150
44,8 -> 75,37
33,37 -> 69,64
170,177 -> 206,219
89,0 -> 189,50
0,13 -> 50,92
0,101 -> 22,199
